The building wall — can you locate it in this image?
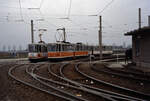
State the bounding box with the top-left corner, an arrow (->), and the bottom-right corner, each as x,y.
133,34 -> 150,67
132,36 -> 136,63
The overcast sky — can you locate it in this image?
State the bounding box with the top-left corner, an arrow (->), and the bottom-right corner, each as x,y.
0,0 -> 150,50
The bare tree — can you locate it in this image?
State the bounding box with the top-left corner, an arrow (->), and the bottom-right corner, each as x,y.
19,45 -> 22,51
13,45 -> 16,52
3,45 -> 6,52
8,45 -> 11,52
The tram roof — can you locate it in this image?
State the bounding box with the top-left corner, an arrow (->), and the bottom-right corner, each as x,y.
29,42 -> 86,46
28,43 -> 47,45
47,42 -> 73,45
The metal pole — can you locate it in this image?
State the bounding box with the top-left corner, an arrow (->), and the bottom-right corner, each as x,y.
148,16 -> 150,27
63,28 -> 66,42
139,8 -> 141,29
31,20 -> 34,43
99,16 -> 102,60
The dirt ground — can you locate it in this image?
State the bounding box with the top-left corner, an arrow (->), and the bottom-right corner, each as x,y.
0,62 -> 64,101
0,63 -> 15,101
1,59 -> 147,101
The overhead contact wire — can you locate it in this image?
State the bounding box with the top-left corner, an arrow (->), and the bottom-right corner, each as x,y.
67,0 -> 72,19
39,0 -> 44,9
98,0 -> 114,15
18,0 -> 23,20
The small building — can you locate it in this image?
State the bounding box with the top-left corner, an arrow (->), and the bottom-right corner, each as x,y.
125,27 -> 150,67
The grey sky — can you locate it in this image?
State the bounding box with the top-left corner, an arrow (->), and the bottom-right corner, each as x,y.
0,0 -> 150,50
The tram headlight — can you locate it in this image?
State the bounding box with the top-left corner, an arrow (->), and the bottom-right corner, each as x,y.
37,53 -> 41,57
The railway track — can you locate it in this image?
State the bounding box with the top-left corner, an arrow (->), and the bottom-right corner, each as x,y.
28,64 -> 105,101
9,63 -> 114,101
48,63 -> 119,101
7,60 -> 149,101
113,65 -> 150,77
8,63 -> 76,101
75,62 -> 150,100
92,64 -> 150,82
49,63 -> 143,101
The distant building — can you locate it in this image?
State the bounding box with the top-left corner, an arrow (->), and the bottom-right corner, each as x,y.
125,27 -> 150,67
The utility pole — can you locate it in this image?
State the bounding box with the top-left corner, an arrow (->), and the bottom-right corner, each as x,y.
148,16 -> 150,27
63,28 -> 66,42
31,20 -> 34,43
57,28 -> 66,42
138,8 -> 141,29
99,16 -> 102,60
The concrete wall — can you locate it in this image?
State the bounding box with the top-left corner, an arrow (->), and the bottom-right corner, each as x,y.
132,34 -> 150,67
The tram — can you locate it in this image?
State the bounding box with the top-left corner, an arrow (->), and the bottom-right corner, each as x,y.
28,41 -> 89,62
47,42 -> 88,60
28,43 -> 48,62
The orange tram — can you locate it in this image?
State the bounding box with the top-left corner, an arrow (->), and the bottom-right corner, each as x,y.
28,41 -> 90,62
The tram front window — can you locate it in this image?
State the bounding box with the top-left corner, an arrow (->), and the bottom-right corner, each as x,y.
28,44 -> 39,52
29,45 -> 36,52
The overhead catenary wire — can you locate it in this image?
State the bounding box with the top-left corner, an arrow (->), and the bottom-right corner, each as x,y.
97,0 -> 115,15
0,5 -> 27,9
60,0 -> 114,32
27,2 -> 59,30
18,0 -> 23,21
39,0 -> 44,9
0,2 -> 141,31
36,1 -> 60,29
67,0 -> 72,19
57,0 -> 72,19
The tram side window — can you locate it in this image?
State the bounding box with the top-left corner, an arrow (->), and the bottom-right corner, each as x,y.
56,44 -> 61,51
72,45 -> 75,51
85,45 -> 88,50
52,45 -> 56,51
41,45 -> 47,52
82,45 -> 85,51
77,45 -> 82,51
85,45 -> 88,51
62,45 -> 67,51
76,45 -> 79,51
47,45 -> 51,52
47,45 -> 56,52
82,45 -> 84,51
45,46 -> 48,52
67,45 -> 74,51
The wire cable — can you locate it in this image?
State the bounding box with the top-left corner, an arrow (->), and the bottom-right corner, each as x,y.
0,5 -> 27,9
39,0 -> 44,9
97,0 -> 114,15
18,0 -> 23,20
67,0 -> 72,19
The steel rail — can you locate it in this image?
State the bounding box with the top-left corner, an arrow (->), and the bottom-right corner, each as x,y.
27,64 -> 89,101
105,66 -> 150,80
35,64 -> 132,101
8,64 -> 72,101
75,63 -> 149,100
49,63 -> 141,101
91,64 -> 150,82
48,63 -> 117,101
61,63 -> 144,101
